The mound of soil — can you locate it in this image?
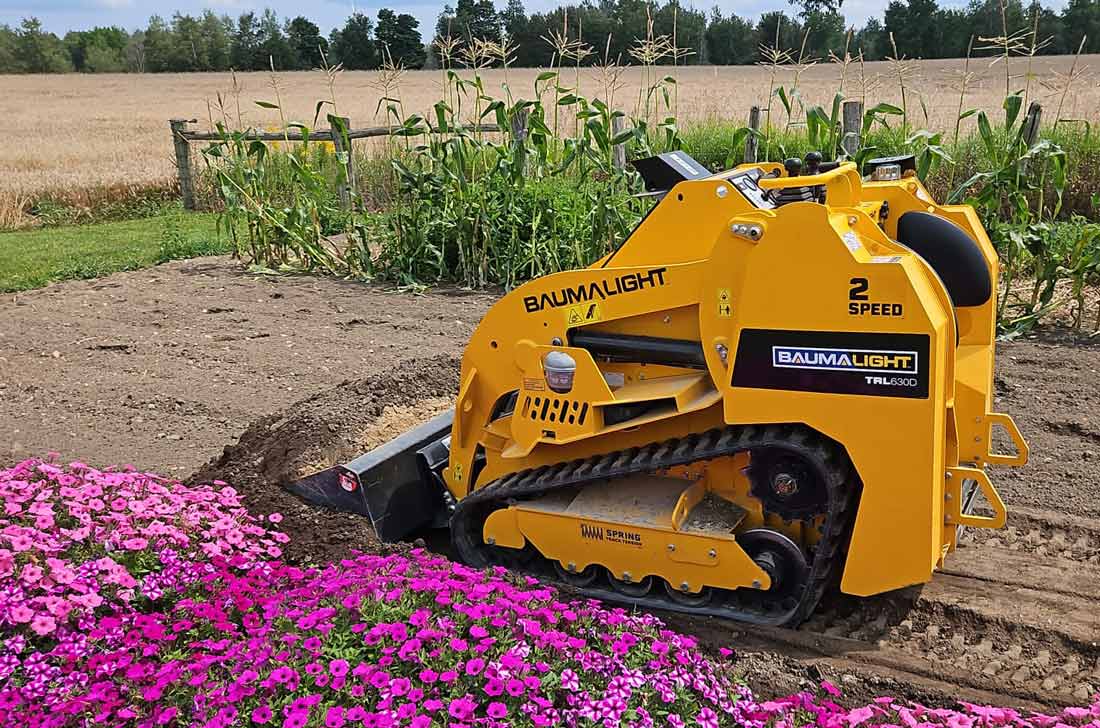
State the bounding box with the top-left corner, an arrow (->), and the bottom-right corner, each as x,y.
191,355 -> 459,564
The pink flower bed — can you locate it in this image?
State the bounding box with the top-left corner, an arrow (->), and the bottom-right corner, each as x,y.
2,458 -> 1098,728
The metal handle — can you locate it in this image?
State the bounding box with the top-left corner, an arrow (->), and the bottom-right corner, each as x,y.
945,466 -> 1006,529
982,413 -> 1029,467
756,161 -> 861,207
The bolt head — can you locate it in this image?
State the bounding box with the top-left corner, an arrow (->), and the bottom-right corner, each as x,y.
622,572 -> 632,582
680,581 -> 690,591
487,537 -> 496,545
667,543 -> 676,552
716,185 -> 729,199
773,472 -> 799,496
567,562 -> 577,573
708,549 -> 717,558
752,579 -> 762,589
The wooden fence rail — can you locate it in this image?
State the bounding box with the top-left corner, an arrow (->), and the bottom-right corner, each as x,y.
170,101 -> 896,211
170,117 -> 507,210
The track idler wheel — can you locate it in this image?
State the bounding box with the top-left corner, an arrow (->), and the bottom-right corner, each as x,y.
738,528 -> 809,611
553,561 -> 600,588
608,572 -> 655,598
662,580 -> 715,608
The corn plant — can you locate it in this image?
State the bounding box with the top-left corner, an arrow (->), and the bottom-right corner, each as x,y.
1062,217 -> 1100,332
369,69 -> 649,290
202,108 -> 348,274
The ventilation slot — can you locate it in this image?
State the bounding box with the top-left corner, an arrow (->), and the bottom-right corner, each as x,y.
523,395 -> 588,425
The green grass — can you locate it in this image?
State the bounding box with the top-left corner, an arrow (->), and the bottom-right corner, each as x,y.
0,210 -> 231,292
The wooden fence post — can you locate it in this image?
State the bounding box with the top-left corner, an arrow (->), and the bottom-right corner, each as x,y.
329,115 -> 356,211
170,119 -> 196,210
744,106 -> 761,163
611,115 -> 627,170
841,100 -> 864,158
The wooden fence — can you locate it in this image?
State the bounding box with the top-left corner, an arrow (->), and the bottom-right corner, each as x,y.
169,115 -> 616,211
174,97 -> 1031,210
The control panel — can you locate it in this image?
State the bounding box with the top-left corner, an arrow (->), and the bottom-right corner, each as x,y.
724,167 -> 775,210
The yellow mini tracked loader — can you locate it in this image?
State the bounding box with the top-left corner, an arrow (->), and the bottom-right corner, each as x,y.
292,152 -> 1029,626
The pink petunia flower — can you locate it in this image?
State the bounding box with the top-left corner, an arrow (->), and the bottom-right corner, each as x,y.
324,707 -> 345,728
9,605 -> 34,624
29,614 -> 56,636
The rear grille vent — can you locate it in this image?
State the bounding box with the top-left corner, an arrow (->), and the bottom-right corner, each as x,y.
522,395 -> 588,425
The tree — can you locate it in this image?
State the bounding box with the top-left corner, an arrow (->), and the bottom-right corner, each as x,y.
802,10 -> 847,59
64,26 -> 128,72
0,24 -> 18,73
198,11 -> 232,71
230,12 -> 262,70
375,10 -> 426,68
790,0 -> 846,18
653,1 -> 707,64
170,13 -> 205,71
853,17 -> 888,60
1060,0 -> 1100,54
966,0 -> 1027,55
938,8 -> 974,60
330,13 -> 378,70
17,18 -> 72,73
84,41 -> 126,72
435,0 -> 500,45
500,0 -> 528,46
124,31 -> 146,72
756,11 -> 804,55
1026,1 -> 1066,55
258,9 -> 293,70
705,8 -> 756,65
884,0 -> 941,58
286,16 -> 327,70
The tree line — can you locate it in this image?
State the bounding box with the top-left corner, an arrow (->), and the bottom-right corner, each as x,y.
2,0 -> 1098,75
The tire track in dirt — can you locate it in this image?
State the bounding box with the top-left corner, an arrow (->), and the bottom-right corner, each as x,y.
700,507 -> 1100,711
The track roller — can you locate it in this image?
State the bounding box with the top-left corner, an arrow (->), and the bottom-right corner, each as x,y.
662,580 -> 715,607
553,562 -> 600,587
609,573 -> 655,598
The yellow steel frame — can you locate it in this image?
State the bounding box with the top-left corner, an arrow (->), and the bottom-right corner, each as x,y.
443,162 -> 1029,599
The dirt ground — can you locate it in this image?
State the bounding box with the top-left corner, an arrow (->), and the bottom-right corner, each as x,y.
3,257 -> 1100,711
0,256 -> 493,475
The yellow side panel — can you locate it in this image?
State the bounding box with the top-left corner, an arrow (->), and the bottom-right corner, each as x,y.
695,201 -> 952,595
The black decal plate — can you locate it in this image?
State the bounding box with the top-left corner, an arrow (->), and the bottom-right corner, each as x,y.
731,329 -> 930,399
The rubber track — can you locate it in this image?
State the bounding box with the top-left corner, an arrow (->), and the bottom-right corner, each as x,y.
451,423 -> 861,627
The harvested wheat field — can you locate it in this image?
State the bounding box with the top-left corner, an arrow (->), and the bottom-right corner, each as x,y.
2,56 -> 1099,203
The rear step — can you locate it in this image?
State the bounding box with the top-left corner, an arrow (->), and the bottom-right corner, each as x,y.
287,409 -> 454,542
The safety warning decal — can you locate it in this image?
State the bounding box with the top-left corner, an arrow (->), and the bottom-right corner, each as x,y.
717,288 -> 732,318
566,302 -> 602,326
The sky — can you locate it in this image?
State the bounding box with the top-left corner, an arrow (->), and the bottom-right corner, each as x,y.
0,0 -> 1069,39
